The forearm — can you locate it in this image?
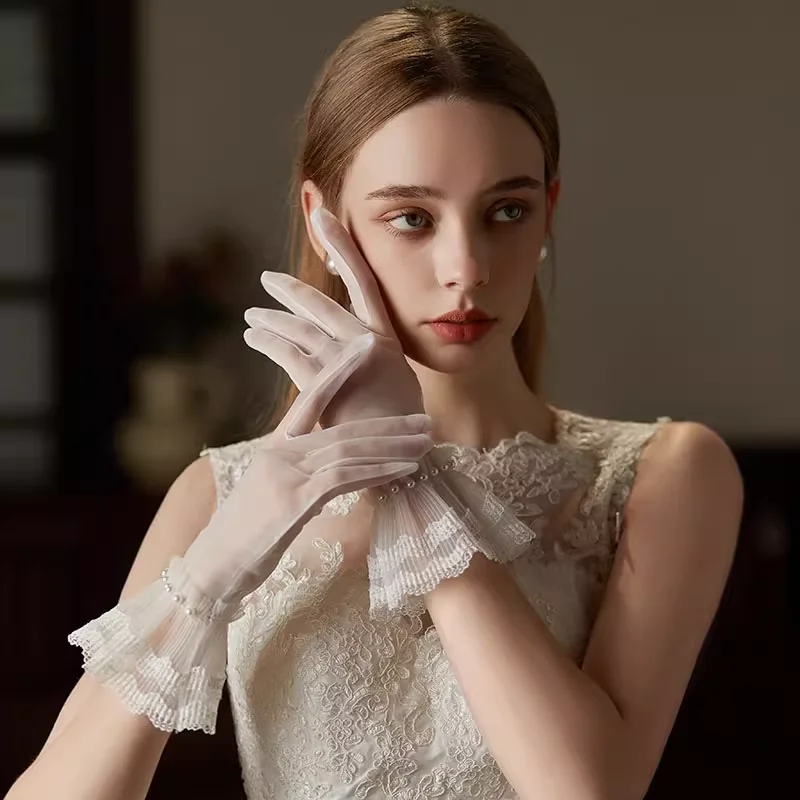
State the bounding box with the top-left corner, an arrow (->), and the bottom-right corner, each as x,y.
425,555 -> 624,800
7,682 -> 170,800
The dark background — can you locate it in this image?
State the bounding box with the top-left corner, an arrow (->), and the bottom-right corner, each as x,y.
1,1 -> 794,797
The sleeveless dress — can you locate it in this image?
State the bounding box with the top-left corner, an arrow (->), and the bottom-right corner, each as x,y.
202,407 -> 668,799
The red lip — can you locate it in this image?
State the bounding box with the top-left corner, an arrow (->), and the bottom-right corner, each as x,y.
427,308 -> 496,344
430,308 -> 494,323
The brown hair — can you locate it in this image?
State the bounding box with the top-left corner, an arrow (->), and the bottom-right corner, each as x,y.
266,3 -> 560,428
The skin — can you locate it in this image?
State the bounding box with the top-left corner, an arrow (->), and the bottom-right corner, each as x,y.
10,97 -> 740,800
302,97 -> 560,450
301,97 -> 743,798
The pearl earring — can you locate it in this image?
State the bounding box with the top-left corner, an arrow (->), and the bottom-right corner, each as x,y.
325,254 -> 338,276
539,244 -> 549,263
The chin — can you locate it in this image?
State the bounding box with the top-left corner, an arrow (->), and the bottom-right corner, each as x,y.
401,328 -> 509,375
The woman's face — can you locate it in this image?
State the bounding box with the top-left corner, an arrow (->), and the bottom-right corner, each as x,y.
315,97 -> 556,374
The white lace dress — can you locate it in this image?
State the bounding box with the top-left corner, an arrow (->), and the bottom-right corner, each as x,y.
201,407 -> 668,799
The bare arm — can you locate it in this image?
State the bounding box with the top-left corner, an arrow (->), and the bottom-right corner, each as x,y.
6,456 -> 218,800
424,423 -> 743,800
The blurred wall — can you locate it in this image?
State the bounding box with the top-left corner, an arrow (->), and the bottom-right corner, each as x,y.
139,0 -> 799,442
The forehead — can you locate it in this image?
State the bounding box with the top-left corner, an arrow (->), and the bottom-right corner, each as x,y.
343,97 -> 545,197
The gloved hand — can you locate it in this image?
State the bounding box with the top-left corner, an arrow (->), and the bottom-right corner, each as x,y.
181,334 -> 432,608
68,334 -> 434,734
244,206 -> 424,430
242,209 -> 593,622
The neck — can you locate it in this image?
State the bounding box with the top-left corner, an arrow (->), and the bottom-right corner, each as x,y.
410,345 -> 556,450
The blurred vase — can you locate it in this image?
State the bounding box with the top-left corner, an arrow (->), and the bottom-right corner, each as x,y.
116,356 -> 230,493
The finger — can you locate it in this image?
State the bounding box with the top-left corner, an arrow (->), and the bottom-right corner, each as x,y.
259,270 -> 364,341
300,433 -> 433,474
244,307 -> 332,357
243,326 -> 317,387
311,207 -> 395,337
285,413 -> 433,452
315,461 -> 420,502
281,334 -> 376,438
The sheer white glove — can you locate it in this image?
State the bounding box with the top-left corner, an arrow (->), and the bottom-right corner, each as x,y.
244,208 -> 592,620
179,337 -> 432,609
68,335 -> 434,733
245,206 -> 424,430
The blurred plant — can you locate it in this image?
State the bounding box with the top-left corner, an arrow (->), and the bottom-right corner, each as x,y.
139,227 -> 250,357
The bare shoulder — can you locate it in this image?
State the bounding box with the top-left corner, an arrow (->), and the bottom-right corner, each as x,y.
631,420 -> 744,539
119,455 -> 218,600
646,419 -> 741,473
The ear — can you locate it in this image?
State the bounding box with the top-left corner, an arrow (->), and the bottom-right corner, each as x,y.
300,179 -> 327,261
545,176 -> 561,237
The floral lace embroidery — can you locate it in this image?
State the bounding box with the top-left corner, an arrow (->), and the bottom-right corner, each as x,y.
204,409 -> 669,799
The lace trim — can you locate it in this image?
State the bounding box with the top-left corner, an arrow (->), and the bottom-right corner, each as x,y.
213,410 -> 671,797
201,438 -> 259,508
67,557 -> 239,734
68,607 -> 225,733
365,454 -> 541,618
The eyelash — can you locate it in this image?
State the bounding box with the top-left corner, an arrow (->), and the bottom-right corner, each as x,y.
382,202 -> 531,239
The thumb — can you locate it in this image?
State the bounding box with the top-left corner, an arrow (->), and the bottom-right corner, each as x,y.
311,207 -> 396,338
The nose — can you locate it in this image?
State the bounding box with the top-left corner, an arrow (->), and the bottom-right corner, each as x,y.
433,227 -> 489,291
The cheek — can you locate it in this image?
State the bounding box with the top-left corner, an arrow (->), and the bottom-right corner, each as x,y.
493,235 -> 539,289
490,239 -> 540,327
347,220 -> 420,319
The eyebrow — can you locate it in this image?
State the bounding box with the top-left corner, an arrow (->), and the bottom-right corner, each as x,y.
364,175 -> 544,201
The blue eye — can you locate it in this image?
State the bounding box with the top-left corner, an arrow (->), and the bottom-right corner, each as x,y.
387,212 -> 429,232
382,202 -> 529,240
491,204 -> 526,222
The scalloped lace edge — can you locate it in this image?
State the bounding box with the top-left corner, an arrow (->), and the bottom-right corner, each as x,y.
68,606 -> 226,734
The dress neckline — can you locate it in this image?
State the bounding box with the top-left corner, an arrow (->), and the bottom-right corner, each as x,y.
431,405 -> 575,464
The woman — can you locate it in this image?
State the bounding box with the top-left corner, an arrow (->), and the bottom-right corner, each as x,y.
8,5 -> 742,799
